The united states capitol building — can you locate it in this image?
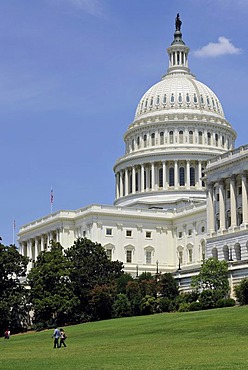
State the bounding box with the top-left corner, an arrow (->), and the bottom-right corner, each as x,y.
18,16 -> 248,293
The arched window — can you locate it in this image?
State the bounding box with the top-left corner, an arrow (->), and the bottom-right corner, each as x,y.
131,139 -> 135,151
160,132 -> 164,145
212,247 -> 218,259
129,173 -> 132,194
156,96 -> 160,105
169,167 -> 174,186
223,245 -> 229,261
151,133 -> 155,146
178,93 -> 182,103
193,94 -> 197,104
159,168 -> 163,188
135,172 -> 139,192
145,99 -> 148,108
150,97 -> 153,107
169,131 -> 174,144
237,207 -> 243,226
144,134 -> 147,148
179,167 -> 185,186
179,130 -> 183,144
137,136 -> 140,148
215,133 -> 218,146
170,94 -> 175,104
226,210 -> 231,229
234,243 -> 241,261
199,131 -> 203,144
163,94 -> 166,104
149,169 -> 152,189
189,130 -> 193,144
190,167 -> 195,186
207,132 -> 211,145
186,93 -> 190,103
221,135 -> 225,147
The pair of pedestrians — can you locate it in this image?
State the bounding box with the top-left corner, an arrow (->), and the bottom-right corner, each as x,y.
52,327 -> 67,348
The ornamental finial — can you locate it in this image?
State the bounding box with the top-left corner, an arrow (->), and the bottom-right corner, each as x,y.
175,13 -> 182,31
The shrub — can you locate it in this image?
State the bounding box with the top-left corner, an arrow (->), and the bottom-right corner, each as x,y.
178,303 -> 190,312
112,294 -> 131,318
158,297 -> 173,312
140,295 -> 158,315
188,301 -> 202,311
234,278 -> 248,305
216,298 -> 236,308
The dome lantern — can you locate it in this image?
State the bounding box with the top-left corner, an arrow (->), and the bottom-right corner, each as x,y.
166,14 -> 190,74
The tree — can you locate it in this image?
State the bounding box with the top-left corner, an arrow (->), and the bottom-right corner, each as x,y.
234,278 -> 248,305
158,273 -> 179,300
65,238 -> 123,320
191,258 -> 229,308
28,242 -> 79,328
0,242 -> 29,334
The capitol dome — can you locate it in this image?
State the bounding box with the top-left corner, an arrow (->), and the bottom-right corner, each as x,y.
113,15 -> 236,208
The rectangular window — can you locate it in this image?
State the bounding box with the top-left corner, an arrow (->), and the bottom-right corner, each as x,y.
106,249 -> 112,260
83,230 -> 86,237
106,228 -> 112,236
227,190 -> 230,199
188,249 -> 192,263
238,186 -> 242,195
126,250 -> 132,263
178,231 -> 183,238
188,229 -> 192,236
146,251 -> 152,264
216,193 -> 219,202
146,231 -> 152,238
126,230 -> 132,237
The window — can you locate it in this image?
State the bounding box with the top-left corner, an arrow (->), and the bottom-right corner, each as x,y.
126,230 -> 132,237
156,96 -> 160,105
126,250 -> 132,263
199,131 -> 203,144
169,131 -> 174,144
163,94 -> 166,104
188,229 -> 192,236
221,135 -> 225,147
215,134 -> 218,146
207,132 -> 211,145
106,249 -> 112,260
238,186 -> 242,195
186,93 -> 190,103
83,230 -> 86,237
190,167 -> 195,186
145,99 -> 148,108
216,193 -> 219,202
170,94 -> 175,104
106,228 -> 112,236
189,131 -> 193,144
169,167 -> 174,186
179,130 -> 183,144
146,231 -> 152,238
146,251 -> 152,264
188,249 -> 193,263
179,250 -> 183,264
159,168 -> 163,188
178,93 -> 182,103
131,139 -> 135,151
135,172 -> 139,191
160,132 -> 164,145
150,97 -> 153,107
201,226 -> 205,233
178,231 -> 183,238
137,136 -> 140,148
151,133 -> 155,146
200,95 -> 204,104
193,94 -> 197,104
129,173 -> 132,193
227,189 -> 230,199
179,167 -> 185,186
144,134 -> 147,148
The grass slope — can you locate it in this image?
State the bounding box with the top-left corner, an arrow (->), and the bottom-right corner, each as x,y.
1,306 -> 248,370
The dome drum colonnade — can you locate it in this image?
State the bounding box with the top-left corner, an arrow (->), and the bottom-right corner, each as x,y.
114,17 -> 236,207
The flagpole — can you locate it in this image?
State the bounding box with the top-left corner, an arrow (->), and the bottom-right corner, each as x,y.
50,187 -> 54,214
13,218 -> 16,245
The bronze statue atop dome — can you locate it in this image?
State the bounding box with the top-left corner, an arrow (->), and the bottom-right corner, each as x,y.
175,13 -> 182,31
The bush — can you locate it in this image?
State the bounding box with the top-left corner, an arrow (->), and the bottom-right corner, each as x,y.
112,294 -> 131,318
158,297 -> 173,312
234,278 -> 248,305
140,295 -> 158,315
188,301 -> 202,311
216,298 -> 236,308
178,303 -> 190,312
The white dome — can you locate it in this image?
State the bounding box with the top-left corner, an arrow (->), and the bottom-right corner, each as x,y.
135,73 -> 225,121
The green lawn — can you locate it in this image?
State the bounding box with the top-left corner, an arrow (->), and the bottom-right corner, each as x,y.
1,306 -> 248,370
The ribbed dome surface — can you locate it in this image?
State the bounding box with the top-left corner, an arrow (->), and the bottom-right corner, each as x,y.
135,74 -> 225,120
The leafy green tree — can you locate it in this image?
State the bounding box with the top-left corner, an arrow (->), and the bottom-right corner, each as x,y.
234,278 -> 248,305
112,293 -> 131,318
89,284 -> 116,320
116,273 -> 133,294
28,241 -> 79,328
191,258 -> 229,307
66,238 -> 123,320
0,241 -> 29,334
140,295 -> 159,315
158,273 -> 179,299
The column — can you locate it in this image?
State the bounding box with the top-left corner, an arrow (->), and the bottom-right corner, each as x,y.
242,173 -> 248,224
207,184 -> 215,232
219,181 -> 225,230
141,164 -> 145,192
163,161 -> 166,190
151,162 -> 155,191
230,176 -> 237,227
174,160 -> 178,189
132,166 -> 135,193
125,168 -> 128,196
27,240 -> 33,270
120,170 -> 123,197
56,229 -> 60,243
186,160 -> 190,189
34,238 -> 38,260
198,161 -> 202,189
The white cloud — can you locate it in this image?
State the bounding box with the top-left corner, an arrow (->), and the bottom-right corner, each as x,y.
194,36 -> 241,57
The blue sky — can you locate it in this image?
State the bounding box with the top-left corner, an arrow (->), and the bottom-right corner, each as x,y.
0,0 -> 248,245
